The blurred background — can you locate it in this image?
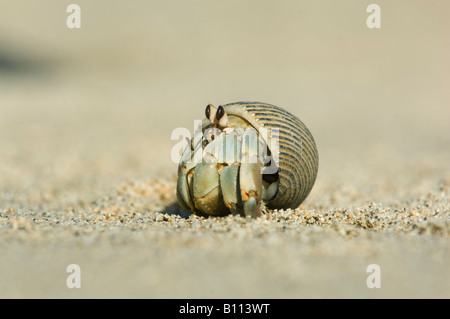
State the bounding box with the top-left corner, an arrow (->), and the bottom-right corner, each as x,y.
0,0 -> 449,298
1,1 -> 449,198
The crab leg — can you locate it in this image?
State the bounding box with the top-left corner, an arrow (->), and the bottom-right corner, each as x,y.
219,165 -> 241,215
176,141 -> 196,211
239,128 -> 263,218
176,165 -> 195,211
239,162 -> 262,218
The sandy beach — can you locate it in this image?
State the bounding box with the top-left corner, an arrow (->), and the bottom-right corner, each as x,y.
0,1 -> 449,298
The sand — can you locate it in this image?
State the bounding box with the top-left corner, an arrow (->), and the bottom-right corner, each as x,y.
0,1 -> 449,298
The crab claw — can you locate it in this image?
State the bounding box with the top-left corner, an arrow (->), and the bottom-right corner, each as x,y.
192,159 -> 228,216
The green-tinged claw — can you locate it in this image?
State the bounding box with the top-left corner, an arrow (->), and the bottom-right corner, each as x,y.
193,162 -> 228,215
219,165 -> 240,215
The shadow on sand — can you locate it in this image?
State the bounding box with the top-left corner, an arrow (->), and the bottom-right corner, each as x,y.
162,201 -> 192,219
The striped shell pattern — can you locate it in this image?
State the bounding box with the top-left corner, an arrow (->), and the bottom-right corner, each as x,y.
222,102 -> 319,209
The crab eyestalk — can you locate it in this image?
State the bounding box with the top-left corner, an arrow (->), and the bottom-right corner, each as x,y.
205,104 -> 217,123
205,104 -> 230,129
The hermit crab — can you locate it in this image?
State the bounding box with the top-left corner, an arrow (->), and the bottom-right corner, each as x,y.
176,102 -> 318,218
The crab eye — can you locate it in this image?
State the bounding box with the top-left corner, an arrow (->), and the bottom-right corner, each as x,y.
205,104 -> 211,119
216,105 -> 225,120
